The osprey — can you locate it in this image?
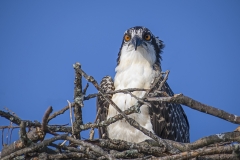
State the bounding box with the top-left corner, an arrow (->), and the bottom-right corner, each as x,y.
97,26 -> 189,143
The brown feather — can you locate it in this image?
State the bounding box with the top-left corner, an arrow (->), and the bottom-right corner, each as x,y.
96,76 -> 114,138
149,74 -> 190,143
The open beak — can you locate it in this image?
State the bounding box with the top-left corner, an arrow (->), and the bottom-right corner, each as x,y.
131,36 -> 143,50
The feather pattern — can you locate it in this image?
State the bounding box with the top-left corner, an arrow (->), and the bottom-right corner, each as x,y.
97,26 -> 189,143
97,76 -> 114,138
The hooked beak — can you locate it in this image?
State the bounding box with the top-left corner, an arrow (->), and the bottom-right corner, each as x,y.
131,36 -> 143,50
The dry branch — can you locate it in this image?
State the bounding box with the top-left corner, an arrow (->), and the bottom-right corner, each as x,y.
147,93 -> 240,125
48,102 -> 75,122
19,121 -> 28,146
1,62 -> 240,160
84,88 -> 147,100
42,106 -> 53,131
73,62 -> 84,139
159,143 -> 240,160
1,134 -> 68,160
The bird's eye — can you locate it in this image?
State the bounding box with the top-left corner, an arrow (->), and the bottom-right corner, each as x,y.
124,34 -> 131,42
144,34 -> 151,41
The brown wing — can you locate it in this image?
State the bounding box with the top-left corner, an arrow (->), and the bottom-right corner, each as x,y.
149,77 -> 190,143
96,76 -> 114,138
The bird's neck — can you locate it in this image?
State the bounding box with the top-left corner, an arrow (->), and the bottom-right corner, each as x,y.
114,49 -> 156,90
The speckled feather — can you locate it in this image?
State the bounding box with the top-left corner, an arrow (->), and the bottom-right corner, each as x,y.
149,78 -> 190,142
97,76 -> 114,138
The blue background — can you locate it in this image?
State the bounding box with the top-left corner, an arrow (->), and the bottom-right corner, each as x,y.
1,1 -> 240,151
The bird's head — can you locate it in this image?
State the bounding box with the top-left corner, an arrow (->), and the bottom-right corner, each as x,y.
117,26 -> 164,68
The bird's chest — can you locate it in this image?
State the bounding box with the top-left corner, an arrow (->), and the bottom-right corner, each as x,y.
113,65 -> 155,110
115,63 -> 155,90
107,65 -> 155,142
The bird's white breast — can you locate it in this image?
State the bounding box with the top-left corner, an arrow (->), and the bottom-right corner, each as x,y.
107,47 -> 157,143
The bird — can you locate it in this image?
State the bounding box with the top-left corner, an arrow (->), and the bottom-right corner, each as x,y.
97,26 -> 189,143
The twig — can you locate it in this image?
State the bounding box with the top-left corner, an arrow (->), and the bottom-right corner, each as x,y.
84,88 -> 148,100
67,100 -> 74,136
42,106 -> 53,132
157,70 -> 169,91
6,121 -> 12,146
0,126 -> 19,129
46,105 -> 139,133
95,108 -> 101,123
2,128 -> 4,146
89,108 -> 101,140
83,83 -> 89,94
127,91 -> 151,107
60,100 -> 74,147
0,110 -> 40,128
3,107 -> 18,118
10,127 -> 14,144
89,129 -> 95,140
48,102 -> 75,122
147,93 -> 240,125
148,69 -> 163,94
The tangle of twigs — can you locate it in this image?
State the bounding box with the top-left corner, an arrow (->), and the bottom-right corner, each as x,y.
0,62 -> 240,160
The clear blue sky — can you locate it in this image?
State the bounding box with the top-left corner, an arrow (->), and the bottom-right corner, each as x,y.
1,1 -> 240,150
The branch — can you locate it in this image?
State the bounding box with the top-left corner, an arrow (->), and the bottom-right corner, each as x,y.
41,106 -> 53,138
89,108 -> 102,140
66,136 -> 113,159
97,138 -> 165,157
46,105 -> 139,133
79,105 -> 138,131
73,62 -> 84,139
48,102 -> 75,122
0,126 -> 19,129
157,70 -> 169,91
0,110 -> 22,126
196,154 -> 239,160
83,83 -> 89,94
147,93 -> 240,125
19,121 -> 28,146
47,152 -> 86,159
159,143 -> 240,160
84,88 -> 147,100
1,134 -> 68,160
2,63 -> 240,159
75,66 -> 179,154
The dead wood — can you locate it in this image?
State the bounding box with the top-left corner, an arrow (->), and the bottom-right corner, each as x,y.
1,62 -> 240,160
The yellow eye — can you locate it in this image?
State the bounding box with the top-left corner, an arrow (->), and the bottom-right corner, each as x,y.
144,34 -> 151,41
124,34 -> 131,42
